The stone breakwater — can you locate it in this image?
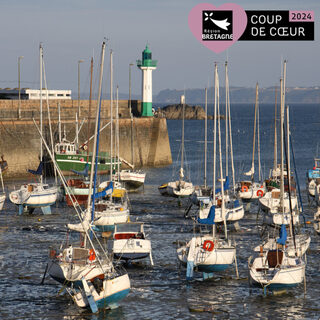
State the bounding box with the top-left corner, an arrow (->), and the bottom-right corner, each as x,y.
0,100 -> 172,179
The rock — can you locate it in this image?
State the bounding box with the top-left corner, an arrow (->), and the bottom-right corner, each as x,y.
159,104 -> 224,120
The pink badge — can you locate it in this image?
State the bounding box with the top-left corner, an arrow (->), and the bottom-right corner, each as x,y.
188,3 -> 247,53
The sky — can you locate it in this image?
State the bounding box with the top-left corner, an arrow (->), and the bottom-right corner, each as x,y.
0,0 -> 318,98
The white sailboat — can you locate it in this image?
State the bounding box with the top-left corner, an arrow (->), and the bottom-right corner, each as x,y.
197,62 -> 244,224
237,83 -> 266,202
306,158 -> 320,200
259,63 -> 299,226
9,44 -> 57,215
119,115 -> 146,190
177,64 -> 238,280
248,225 -> 306,292
190,88 -> 212,206
45,41 -> 130,312
159,95 -> 194,197
249,62 -> 306,293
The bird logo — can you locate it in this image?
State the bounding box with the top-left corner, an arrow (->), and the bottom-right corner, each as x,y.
204,12 -> 230,30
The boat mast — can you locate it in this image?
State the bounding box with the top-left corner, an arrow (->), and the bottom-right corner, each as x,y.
0,166 -> 4,193
180,94 -> 185,183
251,83 -> 258,182
217,67 -> 227,239
58,102 -> 61,143
116,85 -> 120,178
204,87 -> 207,189
286,105 -> 294,237
39,43 -> 43,184
75,112 -> 79,146
110,50 -> 113,182
225,62 -> 229,179
213,64 -> 217,205
226,66 -> 235,192
87,57 -> 93,163
273,87 -> 278,173
87,40 -> 106,221
257,86 -> 261,182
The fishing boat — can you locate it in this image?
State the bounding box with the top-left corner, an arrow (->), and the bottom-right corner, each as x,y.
9,45 -> 57,215
237,83 -> 266,202
177,65 -> 238,280
110,222 -> 153,265
54,139 -> 120,176
159,95 -> 194,198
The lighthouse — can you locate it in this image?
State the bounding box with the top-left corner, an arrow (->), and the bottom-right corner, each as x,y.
137,45 -> 157,117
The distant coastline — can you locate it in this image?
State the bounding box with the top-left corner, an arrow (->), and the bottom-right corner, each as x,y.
154,86 -> 320,104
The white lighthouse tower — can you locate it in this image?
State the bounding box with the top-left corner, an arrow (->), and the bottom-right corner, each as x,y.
137,45 -> 157,117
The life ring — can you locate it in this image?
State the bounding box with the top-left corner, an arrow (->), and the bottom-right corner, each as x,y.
257,189 -> 264,197
241,185 -> 248,192
89,249 -> 96,261
202,240 -> 214,251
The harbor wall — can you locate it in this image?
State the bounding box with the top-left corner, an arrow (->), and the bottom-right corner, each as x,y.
0,99 -> 141,120
0,100 -> 172,179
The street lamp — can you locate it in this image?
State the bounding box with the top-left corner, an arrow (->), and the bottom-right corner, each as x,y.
129,63 -> 134,116
78,59 -> 84,118
18,56 -> 24,119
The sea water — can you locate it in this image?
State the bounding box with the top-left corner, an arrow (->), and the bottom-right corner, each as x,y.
0,104 -> 320,319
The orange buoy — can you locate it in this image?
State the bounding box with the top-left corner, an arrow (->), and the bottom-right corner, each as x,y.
89,249 -> 96,261
241,185 -> 249,192
257,189 -> 264,197
202,240 -> 214,251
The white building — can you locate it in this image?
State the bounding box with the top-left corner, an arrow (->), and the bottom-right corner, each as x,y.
0,88 -> 71,100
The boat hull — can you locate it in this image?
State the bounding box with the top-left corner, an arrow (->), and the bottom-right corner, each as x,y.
0,193 -> 5,210
55,153 -> 120,175
73,274 -> 130,310
9,184 -> 57,208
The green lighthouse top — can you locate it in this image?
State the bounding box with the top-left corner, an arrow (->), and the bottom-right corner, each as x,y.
137,44 -> 157,68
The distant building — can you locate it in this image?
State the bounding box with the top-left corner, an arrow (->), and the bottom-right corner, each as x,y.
0,88 -> 71,100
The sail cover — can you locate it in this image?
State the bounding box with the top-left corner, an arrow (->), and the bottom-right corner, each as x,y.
28,162 -> 43,175
197,205 -> 215,225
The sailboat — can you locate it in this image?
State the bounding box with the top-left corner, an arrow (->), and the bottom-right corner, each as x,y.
46,41 -> 130,312
249,62 -> 307,293
159,95 -> 194,197
248,224 -> 306,291
119,115 -> 146,191
237,83 -> 266,202
177,64 -> 238,279
190,88 -> 212,206
197,62 -> 244,224
306,158 -> 320,201
259,64 -> 299,226
68,51 -> 130,234
9,44 -> 57,215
